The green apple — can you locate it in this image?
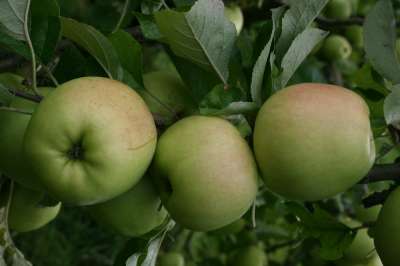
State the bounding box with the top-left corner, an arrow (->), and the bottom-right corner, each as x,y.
229,246 -> 268,266
141,71 -> 196,125
358,0 -> 376,16
325,0 -> 352,20
253,83 -> 375,201
23,77 -> 157,205
87,176 -> 167,237
374,187 -> 400,266
225,4 -> 244,34
321,35 -> 352,61
3,184 -> 61,232
152,116 -> 258,231
350,0 -> 360,15
0,84 -> 52,190
345,26 -> 364,49
210,218 -> 246,235
157,252 -> 185,266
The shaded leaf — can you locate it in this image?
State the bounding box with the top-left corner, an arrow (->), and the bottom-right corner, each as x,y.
0,0 -> 28,40
134,12 -> 162,40
0,26 -> 30,58
31,16 -> 61,64
384,87 -> 400,130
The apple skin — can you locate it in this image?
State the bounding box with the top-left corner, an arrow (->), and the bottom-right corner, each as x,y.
210,218 -> 246,235
2,184 -> 61,232
374,187 -> 400,266
321,35 -> 352,61
229,246 -> 268,266
345,26 -> 364,49
23,77 -> 157,206
152,116 -> 258,231
224,4 -> 244,34
253,83 -> 375,201
157,252 -> 185,266
141,71 -> 196,124
0,85 -> 52,190
325,0 -> 352,20
87,176 -> 167,237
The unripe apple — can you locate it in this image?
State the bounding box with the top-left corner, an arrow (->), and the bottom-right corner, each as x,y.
87,176 -> 167,237
254,83 -> 375,201
3,184 -> 61,232
229,245 -> 268,266
0,84 -> 52,190
210,218 -> 246,235
358,0 -> 375,16
152,116 -> 258,231
157,252 -> 185,266
141,71 -> 196,124
321,35 -> 352,61
374,187 -> 400,266
224,4 -> 244,34
345,26 -> 364,49
23,77 -> 157,205
325,0 -> 352,20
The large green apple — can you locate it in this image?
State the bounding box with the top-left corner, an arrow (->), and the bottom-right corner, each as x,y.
224,4 -> 244,35
325,0 -> 352,20
253,83 -> 375,201
321,35 -> 352,61
152,116 -> 258,231
87,176 -> 167,237
374,187 -> 400,266
210,218 -> 246,235
0,78 -> 52,190
229,245 -> 268,266
157,252 -> 185,266
2,184 -> 61,232
23,77 -> 157,205
141,71 -> 196,125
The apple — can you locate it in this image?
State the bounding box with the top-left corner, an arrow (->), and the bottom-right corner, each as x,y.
358,0 -> 376,16
224,4 -> 244,34
210,218 -> 246,235
157,252 -> 185,266
152,116 -> 258,231
87,176 -> 167,237
324,0 -> 352,20
345,26 -> 364,49
321,35 -> 352,61
350,0 -> 360,15
141,71 -> 196,125
23,77 -> 157,205
253,83 -> 375,201
2,184 -> 61,232
374,187 -> 400,266
229,245 -> 268,266
0,83 -> 52,190
367,256 -> 383,266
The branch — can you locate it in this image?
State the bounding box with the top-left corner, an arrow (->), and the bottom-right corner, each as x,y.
360,163 -> 400,184
316,17 -> 364,28
266,239 -> 301,253
362,188 -> 394,208
10,88 -> 43,103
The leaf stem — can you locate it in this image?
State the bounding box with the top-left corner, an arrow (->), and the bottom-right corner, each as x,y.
113,0 -> 131,33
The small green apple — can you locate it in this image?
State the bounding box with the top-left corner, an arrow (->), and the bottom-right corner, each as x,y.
224,4 -> 244,34
87,176 -> 167,237
152,116 -> 258,231
374,187 -> 400,266
229,245 -> 268,266
325,0 -> 352,20
254,83 -> 375,201
157,252 -> 185,266
3,184 -> 61,232
0,82 -> 52,190
141,71 -> 196,124
23,77 -> 157,205
358,0 -> 376,16
321,35 -> 352,61
345,25 -> 364,49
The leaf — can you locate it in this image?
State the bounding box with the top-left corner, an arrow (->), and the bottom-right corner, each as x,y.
134,12 -> 162,40
0,0 -> 28,40
251,7 -> 284,106
31,16 -> 61,64
53,44 -> 87,83
0,26 -> 30,58
109,30 -> 144,89
228,114 -> 252,138
274,0 -> 329,63
364,0 -> 400,84
273,28 -> 328,91
141,0 -> 162,15
154,0 -> 236,84
0,84 -> 14,106
60,17 -> 124,80
384,87 -> 400,130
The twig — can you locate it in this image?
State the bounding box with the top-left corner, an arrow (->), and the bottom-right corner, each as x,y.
266,239 -> 301,253
316,17 -> 364,28
10,88 -> 43,102
113,0 -> 131,33
362,188 -> 394,208
360,163 -> 400,183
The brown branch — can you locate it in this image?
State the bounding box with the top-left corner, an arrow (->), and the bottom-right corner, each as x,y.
362,188 -> 394,208
360,163 -> 400,184
10,88 -> 43,103
316,17 -> 364,28
266,239 -> 301,253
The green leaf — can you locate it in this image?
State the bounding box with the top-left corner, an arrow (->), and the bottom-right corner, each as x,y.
53,44 -> 87,83
60,17 -> 124,80
141,0 -> 162,15
0,26 -> 30,58
109,30 -> 144,89
31,0 -> 59,17
0,0 -> 28,40
273,28 -> 328,91
364,0 -> 400,84
0,84 -> 14,106
134,12 -> 162,40
31,16 -> 61,64
384,87 -> 400,130
251,7 -> 284,106
274,0 -> 328,63
155,0 -> 236,84
228,114 -> 252,138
